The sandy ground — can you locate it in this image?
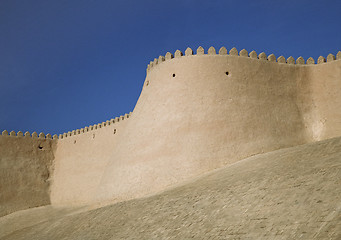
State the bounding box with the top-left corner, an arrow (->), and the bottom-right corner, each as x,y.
1,137 -> 341,240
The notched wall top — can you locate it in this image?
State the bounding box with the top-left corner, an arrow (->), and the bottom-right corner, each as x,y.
1,112 -> 133,141
146,46 -> 341,72
1,130 -> 57,140
58,112 -> 132,140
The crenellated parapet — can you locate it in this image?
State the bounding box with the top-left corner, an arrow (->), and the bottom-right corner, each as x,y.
58,112 -> 132,140
1,129 -> 58,140
1,112 -> 132,141
146,46 -> 341,72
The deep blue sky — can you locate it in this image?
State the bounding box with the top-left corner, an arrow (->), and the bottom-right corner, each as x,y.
1,0 -> 340,135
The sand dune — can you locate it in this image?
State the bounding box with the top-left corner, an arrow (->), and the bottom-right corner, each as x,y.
1,136 -> 340,239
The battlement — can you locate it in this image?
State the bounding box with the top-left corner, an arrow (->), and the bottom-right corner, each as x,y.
58,112 -> 132,140
146,46 -> 341,72
1,130 -> 57,140
0,112 -> 132,141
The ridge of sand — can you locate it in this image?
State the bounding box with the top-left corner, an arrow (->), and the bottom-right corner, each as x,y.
1,137 -> 341,239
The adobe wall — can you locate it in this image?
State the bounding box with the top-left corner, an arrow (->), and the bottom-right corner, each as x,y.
0,133 -> 57,217
50,114 -> 130,205
0,115 -> 130,215
1,46 -> 340,210
304,59 -> 341,140
95,47 -> 339,203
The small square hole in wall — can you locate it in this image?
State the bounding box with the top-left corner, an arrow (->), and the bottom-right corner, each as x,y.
172,73 -> 176,77
225,71 -> 229,76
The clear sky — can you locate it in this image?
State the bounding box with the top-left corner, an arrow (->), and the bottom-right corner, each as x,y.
0,0 -> 340,135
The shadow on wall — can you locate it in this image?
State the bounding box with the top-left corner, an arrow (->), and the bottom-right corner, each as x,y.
0,135 -> 57,217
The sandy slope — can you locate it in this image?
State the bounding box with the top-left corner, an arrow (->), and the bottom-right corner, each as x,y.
1,137 -> 341,240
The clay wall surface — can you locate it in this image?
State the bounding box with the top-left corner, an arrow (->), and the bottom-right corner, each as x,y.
305,60 -> 341,141
50,116 -> 130,205
95,48 -> 329,203
0,134 -> 57,216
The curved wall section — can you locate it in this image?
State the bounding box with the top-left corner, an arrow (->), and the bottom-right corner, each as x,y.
305,60 -> 341,141
95,54 -> 313,203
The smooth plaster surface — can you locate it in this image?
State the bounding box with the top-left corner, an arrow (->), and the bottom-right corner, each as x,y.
50,120 -> 129,205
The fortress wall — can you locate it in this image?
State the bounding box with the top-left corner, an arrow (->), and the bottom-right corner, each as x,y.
0,133 -> 57,217
95,48 -> 313,203
304,58 -> 341,141
50,114 -> 130,205
2,47 -> 339,210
